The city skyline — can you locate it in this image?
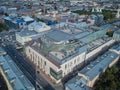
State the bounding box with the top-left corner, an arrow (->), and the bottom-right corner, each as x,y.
0,0 -> 120,90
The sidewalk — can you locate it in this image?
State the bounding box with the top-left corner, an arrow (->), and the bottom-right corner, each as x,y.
37,68 -> 63,90
25,55 -> 64,90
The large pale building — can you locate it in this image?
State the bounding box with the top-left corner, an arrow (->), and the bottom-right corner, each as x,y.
25,23 -> 116,83
25,30 -> 87,83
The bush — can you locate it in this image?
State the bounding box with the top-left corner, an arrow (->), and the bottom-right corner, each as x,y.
0,23 -> 9,32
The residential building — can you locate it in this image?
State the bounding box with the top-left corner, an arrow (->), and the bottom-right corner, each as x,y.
0,47 -> 35,90
65,49 -> 120,90
16,21 -> 51,45
4,16 -> 34,29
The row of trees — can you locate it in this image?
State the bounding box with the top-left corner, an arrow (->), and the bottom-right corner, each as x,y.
102,10 -> 115,20
72,10 -> 116,20
93,60 -> 120,90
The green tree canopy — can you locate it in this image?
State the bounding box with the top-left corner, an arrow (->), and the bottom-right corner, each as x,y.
93,65 -> 120,90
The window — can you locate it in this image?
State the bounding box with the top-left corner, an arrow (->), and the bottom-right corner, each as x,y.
29,49 -> 30,53
74,59 -> 76,64
50,68 -> 62,80
38,60 -> 40,65
38,60 -> 41,68
41,59 -> 42,64
82,55 -> 84,59
77,57 -> 80,62
65,64 -> 67,69
35,55 -> 37,60
38,56 -> 39,61
44,61 -> 46,66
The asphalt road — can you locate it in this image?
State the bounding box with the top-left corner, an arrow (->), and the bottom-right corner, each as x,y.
3,44 -> 55,90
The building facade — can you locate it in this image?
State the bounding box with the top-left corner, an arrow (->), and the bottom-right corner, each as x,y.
65,48 -> 120,90
25,27 -> 115,83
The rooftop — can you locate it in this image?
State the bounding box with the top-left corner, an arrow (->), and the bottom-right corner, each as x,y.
28,21 -> 51,33
27,26 -> 112,66
112,21 -> 120,26
87,36 -> 112,53
114,30 -> 120,34
111,44 -> 120,51
51,22 -> 95,41
18,29 -> 38,37
80,51 -> 119,80
53,22 -> 92,35
0,55 -> 35,90
46,30 -> 72,42
65,76 -> 90,90
99,24 -> 118,31
65,50 -> 119,90
17,21 -> 51,38
22,16 -> 34,22
16,19 -> 25,23
0,47 -> 6,55
4,16 -> 34,23
27,29 -> 87,66
79,28 -> 107,44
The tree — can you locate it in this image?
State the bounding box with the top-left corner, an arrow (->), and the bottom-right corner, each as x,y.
93,65 -> 120,90
106,30 -> 114,37
0,23 -> 9,32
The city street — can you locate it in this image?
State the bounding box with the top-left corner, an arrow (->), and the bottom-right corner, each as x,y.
3,44 -> 55,90
0,0 -> 120,90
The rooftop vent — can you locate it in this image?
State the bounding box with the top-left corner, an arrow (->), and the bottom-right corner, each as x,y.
104,54 -> 107,57
26,33 -> 29,35
9,60 -> 12,62
0,61 -> 4,65
90,64 -> 93,66
20,75 -> 24,78
10,77 -> 16,83
74,84 -> 77,87
81,83 -> 85,88
111,55 -> 114,58
97,60 -> 99,62
4,68 -> 10,73
87,67 -> 90,70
